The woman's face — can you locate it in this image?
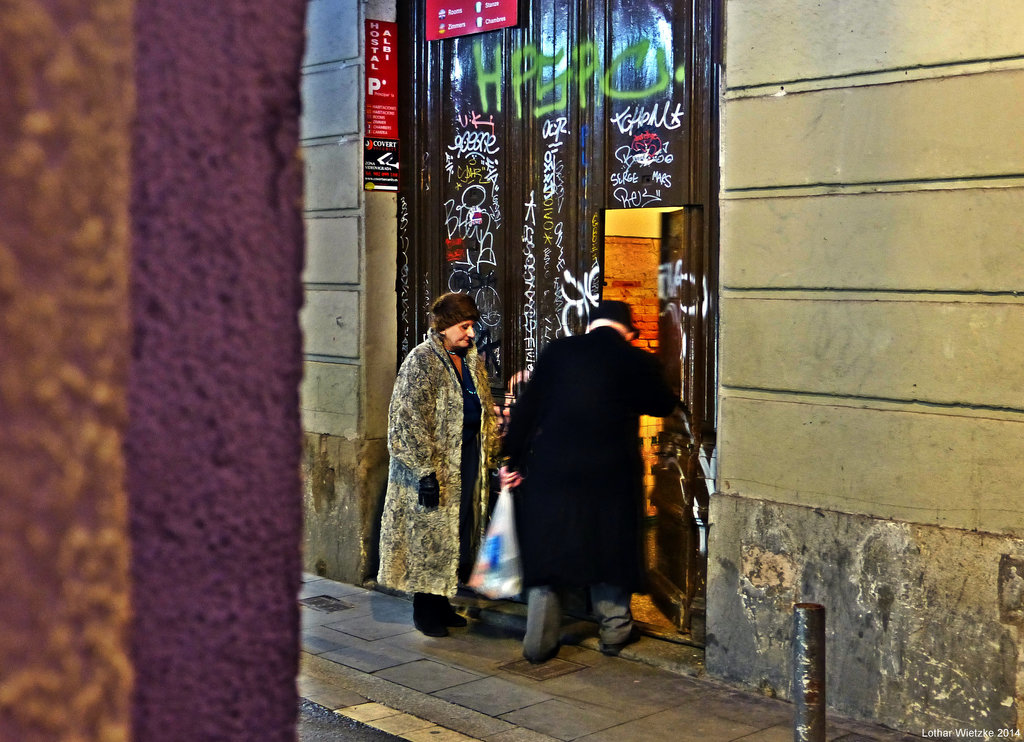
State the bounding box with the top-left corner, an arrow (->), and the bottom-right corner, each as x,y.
441,320 -> 476,350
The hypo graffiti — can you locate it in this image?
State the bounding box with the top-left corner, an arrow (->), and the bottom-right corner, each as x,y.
473,38 -> 685,118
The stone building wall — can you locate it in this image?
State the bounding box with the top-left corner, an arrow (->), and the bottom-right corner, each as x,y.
710,0 -> 1024,731
300,0 -> 397,583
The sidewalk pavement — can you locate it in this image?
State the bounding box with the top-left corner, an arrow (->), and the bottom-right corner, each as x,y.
299,575 -> 921,742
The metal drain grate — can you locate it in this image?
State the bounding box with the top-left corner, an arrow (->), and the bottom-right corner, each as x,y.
299,595 -> 353,613
498,657 -> 587,681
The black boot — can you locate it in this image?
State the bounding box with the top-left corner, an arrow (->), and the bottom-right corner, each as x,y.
413,593 -> 448,637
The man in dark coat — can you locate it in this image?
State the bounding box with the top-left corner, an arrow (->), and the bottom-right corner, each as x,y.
501,300 -> 678,663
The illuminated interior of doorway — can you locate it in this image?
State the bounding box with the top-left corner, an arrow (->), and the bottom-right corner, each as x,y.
603,208 -> 677,634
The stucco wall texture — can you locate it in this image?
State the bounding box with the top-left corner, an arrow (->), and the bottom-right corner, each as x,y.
128,1 -> 307,741
708,495 -> 1024,730
714,0 -> 1024,731
0,2 -> 135,740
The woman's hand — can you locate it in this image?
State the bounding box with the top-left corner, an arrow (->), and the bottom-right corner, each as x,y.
499,465 -> 523,489
418,473 -> 440,508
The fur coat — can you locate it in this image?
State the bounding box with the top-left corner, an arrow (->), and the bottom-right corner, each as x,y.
377,330 -> 499,597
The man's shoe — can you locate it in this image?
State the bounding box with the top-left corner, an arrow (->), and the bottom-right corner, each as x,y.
414,619 -> 449,638
443,609 -> 468,628
599,628 -> 640,657
523,645 -> 559,665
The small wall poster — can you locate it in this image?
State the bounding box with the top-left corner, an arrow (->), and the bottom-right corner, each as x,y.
363,137 -> 399,191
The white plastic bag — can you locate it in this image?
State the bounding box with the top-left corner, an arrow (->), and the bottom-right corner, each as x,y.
467,486 -> 522,599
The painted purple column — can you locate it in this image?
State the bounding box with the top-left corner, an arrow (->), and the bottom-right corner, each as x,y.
128,2 -> 307,740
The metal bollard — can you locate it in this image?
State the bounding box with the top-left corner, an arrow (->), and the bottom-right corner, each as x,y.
793,603 -> 826,742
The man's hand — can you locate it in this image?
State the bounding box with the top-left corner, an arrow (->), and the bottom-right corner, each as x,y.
499,465 -> 523,489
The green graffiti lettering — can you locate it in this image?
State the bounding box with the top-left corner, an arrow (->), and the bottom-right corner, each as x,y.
603,40 -> 670,100
533,48 -> 568,118
511,45 -> 542,119
472,38 -> 680,117
474,42 -> 503,113
572,41 -> 597,110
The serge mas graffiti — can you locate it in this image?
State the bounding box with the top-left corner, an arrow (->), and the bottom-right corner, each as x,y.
473,38 -> 685,117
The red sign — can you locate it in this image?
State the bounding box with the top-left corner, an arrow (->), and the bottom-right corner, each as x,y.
445,238 -> 466,263
425,0 -> 518,41
365,19 -> 397,139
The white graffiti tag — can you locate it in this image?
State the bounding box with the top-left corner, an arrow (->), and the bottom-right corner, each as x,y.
609,100 -> 685,136
559,264 -> 600,336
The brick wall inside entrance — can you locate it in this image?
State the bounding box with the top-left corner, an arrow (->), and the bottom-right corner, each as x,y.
602,235 -> 660,351
602,232 -> 662,514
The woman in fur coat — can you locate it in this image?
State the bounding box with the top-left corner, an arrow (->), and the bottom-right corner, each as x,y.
377,292 -> 500,636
